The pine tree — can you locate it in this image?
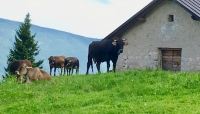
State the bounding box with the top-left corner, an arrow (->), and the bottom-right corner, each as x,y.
5,13 -> 43,75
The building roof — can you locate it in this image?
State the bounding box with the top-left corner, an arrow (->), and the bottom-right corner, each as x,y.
104,0 -> 200,40
175,0 -> 200,20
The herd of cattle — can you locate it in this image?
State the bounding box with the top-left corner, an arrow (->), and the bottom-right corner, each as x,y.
7,37 -> 128,83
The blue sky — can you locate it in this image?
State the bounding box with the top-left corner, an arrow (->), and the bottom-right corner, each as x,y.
0,0 -> 152,38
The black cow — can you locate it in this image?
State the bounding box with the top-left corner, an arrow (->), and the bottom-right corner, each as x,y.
8,60 -> 32,83
64,57 -> 79,75
86,37 -> 128,74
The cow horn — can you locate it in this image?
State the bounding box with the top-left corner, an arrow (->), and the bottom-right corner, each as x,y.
26,67 -> 33,69
122,39 -> 126,41
48,56 -> 52,60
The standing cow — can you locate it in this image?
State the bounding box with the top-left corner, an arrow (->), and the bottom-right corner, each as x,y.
86,37 -> 128,74
48,56 -> 66,76
15,64 -> 51,83
8,60 -> 32,83
64,57 -> 79,75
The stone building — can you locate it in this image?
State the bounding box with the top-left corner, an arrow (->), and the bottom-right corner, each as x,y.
104,0 -> 200,72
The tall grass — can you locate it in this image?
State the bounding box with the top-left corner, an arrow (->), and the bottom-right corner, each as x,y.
1,70 -> 200,113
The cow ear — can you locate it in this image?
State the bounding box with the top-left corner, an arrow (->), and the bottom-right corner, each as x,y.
48,56 -> 51,60
112,40 -> 117,46
124,41 -> 128,46
48,56 -> 52,60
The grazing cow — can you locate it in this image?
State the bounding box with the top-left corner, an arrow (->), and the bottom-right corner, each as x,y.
86,37 -> 128,74
48,56 -> 66,76
8,60 -> 32,83
64,57 -> 79,75
15,64 -> 51,83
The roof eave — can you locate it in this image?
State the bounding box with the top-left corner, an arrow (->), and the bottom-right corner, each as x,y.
104,0 -> 164,40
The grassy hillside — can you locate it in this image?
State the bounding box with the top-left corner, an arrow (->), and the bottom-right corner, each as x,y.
1,70 -> 200,113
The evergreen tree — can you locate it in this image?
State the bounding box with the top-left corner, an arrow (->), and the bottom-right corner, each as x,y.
5,13 -> 43,75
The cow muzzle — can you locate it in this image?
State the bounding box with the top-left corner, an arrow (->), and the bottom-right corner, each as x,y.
15,71 -> 20,75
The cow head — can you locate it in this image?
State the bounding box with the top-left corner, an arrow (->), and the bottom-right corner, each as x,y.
15,63 -> 32,83
112,37 -> 128,55
48,56 -> 56,65
15,63 -> 32,76
65,58 -> 72,67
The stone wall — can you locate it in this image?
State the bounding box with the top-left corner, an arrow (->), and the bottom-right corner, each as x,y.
116,0 -> 200,72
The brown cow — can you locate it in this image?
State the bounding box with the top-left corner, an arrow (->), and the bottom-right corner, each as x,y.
48,56 -> 66,76
15,64 -> 51,83
8,60 -> 32,83
64,57 -> 79,75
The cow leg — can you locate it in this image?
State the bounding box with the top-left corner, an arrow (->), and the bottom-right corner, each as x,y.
69,68 -> 72,75
25,75 -> 30,83
17,75 -> 20,82
96,62 -> 101,73
86,63 -> 90,74
67,68 -> 70,75
91,60 -> 93,73
86,55 -> 92,74
16,76 -> 19,82
71,68 -> 74,75
106,61 -> 110,72
112,57 -> 118,72
67,68 -> 69,75
60,67 -> 63,76
63,67 -> 66,76
50,67 -> 52,76
76,67 -> 79,74
18,75 -> 23,83
54,68 -> 56,76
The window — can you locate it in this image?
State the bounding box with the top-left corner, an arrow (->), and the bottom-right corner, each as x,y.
168,15 -> 174,22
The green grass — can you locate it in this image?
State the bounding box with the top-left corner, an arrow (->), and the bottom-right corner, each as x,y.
1,70 -> 200,114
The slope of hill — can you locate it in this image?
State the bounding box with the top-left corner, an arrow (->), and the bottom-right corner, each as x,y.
1,70 -> 200,113
0,18 -> 106,78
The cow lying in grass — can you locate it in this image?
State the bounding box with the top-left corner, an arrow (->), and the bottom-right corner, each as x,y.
8,60 -> 32,83
15,64 -> 51,83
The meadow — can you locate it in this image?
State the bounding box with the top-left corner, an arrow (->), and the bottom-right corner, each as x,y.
1,70 -> 200,114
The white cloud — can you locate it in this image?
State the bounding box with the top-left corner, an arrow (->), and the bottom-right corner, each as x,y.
0,0 -> 152,38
